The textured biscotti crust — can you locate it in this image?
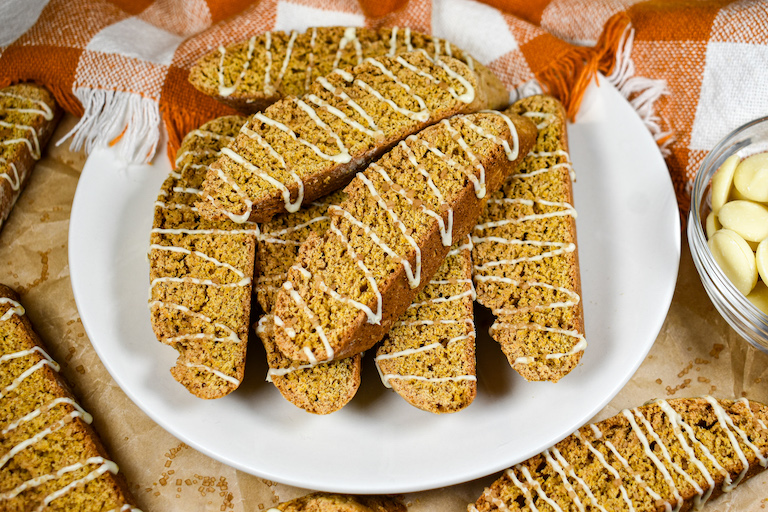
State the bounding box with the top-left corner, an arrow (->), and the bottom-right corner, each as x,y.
375,237 -> 476,413
269,492 -> 406,512
199,51 -> 500,223
0,84 -> 61,231
0,285 -> 138,511
149,115 -> 256,399
471,397 -> 768,512
256,315 -> 361,414
189,26 -> 508,114
472,94 -> 584,382
273,111 -> 537,363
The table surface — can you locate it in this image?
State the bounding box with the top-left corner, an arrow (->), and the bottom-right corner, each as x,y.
1,115 -> 767,511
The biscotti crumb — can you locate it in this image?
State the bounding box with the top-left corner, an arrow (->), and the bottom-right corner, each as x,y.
375,236 -> 476,414
0,83 -> 61,231
0,285 -> 139,511
189,26 -> 507,115
268,492 -> 406,512
149,115 -> 255,399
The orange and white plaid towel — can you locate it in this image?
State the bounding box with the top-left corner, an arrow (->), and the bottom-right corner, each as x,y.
1,0 -> 766,215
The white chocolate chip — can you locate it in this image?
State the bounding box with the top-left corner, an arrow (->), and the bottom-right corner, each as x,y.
711,154 -> 740,214
718,200 -> 768,242
706,211 -> 721,239
733,152 -> 768,202
708,229 -> 758,295
747,281 -> 768,315
756,239 -> 768,285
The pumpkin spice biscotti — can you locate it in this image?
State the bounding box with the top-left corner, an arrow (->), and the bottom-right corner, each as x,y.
254,190 -> 362,415
472,95 -> 584,383
267,492 -> 406,512
189,26 -> 508,115
0,83 -> 61,231
0,285 -> 139,511
375,236 -> 476,414
273,110 -> 537,363
149,115 -> 257,399
471,396 -> 768,512
198,50 -> 508,223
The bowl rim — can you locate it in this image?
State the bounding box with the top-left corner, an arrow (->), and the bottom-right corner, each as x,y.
688,115 -> 768,351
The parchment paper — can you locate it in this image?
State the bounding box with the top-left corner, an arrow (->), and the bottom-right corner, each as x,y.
1,114 -> 766,511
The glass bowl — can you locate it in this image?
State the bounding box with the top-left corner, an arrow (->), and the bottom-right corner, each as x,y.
688,115 -> 768,352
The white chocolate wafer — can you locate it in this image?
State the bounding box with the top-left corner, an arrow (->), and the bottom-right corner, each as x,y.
711,154 -> 739,214
718,200 -> 768,242
708,229 -> 758,295
733,152 -> 768,202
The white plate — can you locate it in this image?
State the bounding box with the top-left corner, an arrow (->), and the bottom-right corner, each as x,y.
69,74 -> 680,494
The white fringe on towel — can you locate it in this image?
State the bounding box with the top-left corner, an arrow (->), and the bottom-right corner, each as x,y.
57,88 -> 160,164
606,25 -> 674,157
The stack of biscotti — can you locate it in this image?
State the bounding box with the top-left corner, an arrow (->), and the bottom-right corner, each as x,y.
199,49 -> 511,222
0,84 -> 61,231
189,26 -> 507,114
375,236 -> 476,413
149,115 -> 257,399
267,492 -> 406,512
471,396 -> 768,512
254,190 -> 363,414
0,285 -> 139,511
472,95 -> 584,383
271,110 -> 537,365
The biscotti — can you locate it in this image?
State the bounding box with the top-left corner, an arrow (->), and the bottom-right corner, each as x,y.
273,110 -> 537,363
0,84 -> 61,231
199,50 -> 508,223
256,315 -> 361,415
267,492 -> 406,512
471,396 -> 768,512
189,26 -> 508,114
0,285 -> 139,511
472,95 -> 584,382
375,237 -> 476,413
255,190 -> 346,312
149,115 -> 256,399
254,190 -> 362,414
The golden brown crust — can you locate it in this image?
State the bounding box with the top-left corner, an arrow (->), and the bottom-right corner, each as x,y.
0,284 -> 138,511
271,492 -> 406,512
0,84 -> 62,231
471,397 -> 768,512
272,112 -> 536,363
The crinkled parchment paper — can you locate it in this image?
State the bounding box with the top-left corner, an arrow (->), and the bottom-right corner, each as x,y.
0,114 -> 766,511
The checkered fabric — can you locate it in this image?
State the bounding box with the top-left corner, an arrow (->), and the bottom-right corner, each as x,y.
1,0 -> 766,215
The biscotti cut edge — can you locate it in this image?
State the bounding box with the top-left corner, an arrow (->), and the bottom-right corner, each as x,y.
470,396 -> 768,512
0,84 -> 62,231
375,237 -> 477,414
149,115 -> 255,399
272,111 -> 537,363
256,315 -> 361,414
188,26 -> 508,115
0,284 -> 139,511
473,95 -> 584,382
197,51 -> 500,223
268,491 -> 406,512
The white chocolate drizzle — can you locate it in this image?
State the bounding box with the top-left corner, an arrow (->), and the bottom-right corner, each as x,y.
0,296 -> 25,321
217,36 -> 256,97
0,120 -> 41,159
183,361 -> 240,386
